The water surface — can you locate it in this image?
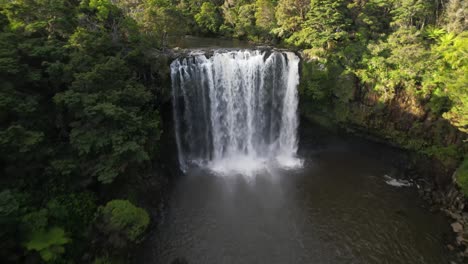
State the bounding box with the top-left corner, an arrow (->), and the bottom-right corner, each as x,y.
143,122 -> 452,264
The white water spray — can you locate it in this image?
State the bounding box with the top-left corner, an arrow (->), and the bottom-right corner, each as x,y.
171,50 -> 302,175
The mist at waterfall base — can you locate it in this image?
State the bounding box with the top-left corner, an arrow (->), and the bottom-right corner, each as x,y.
171,50 -> 302,175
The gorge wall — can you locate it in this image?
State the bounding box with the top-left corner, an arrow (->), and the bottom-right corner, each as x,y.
298,58 -> 467,193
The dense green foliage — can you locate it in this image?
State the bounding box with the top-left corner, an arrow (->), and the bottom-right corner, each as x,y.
24,227 -> 70,262
94,200 -> 150,247
195,2 -> 222,33
0,0 -> 161,262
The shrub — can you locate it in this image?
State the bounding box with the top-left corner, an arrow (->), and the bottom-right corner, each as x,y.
24,227 -> 70,262
455,158 -> 468,196
94,200 -> 150,248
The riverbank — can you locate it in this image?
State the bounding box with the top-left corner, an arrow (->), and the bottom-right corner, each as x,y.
304,113 -> 468,261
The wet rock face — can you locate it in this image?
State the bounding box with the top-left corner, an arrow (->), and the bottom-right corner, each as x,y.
299,59 -> 466,191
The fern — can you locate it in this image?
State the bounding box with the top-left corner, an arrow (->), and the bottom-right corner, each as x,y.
24,227 -> 70,262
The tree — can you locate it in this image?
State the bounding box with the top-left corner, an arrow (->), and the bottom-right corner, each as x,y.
94,200 -> 150,248
0,0 -> 71,186
273,0 -> 309,38
219,0 -> 258,39
444,0 -> 467,34
195,2 -> 222,33
255,0 -> 276,34
429,32 -> 468,132
289,0 -> 350,49
51,0 -> 161,185
54,56 -> 160,184
347,0 -> 393,39
390,0 -> 433,29
235,3 -> 257,38
140,0 -> 188,47
1,0 -> 161,261
356,28 -> 430,101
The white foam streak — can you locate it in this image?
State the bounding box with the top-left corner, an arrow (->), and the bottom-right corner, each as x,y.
384,175 -> 412,187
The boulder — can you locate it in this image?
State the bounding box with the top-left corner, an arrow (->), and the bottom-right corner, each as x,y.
449,212 -> 463,221
452,222 -> 464,233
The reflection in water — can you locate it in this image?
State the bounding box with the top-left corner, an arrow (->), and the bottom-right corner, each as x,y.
142,123 -> 452,264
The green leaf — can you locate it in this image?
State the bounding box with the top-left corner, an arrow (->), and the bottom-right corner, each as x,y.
24,227 -> 70,262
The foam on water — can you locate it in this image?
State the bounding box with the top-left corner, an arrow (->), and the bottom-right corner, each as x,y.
208,155 -> 268,176
384,175 -> 413,187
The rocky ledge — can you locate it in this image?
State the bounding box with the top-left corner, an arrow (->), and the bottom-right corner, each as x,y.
416,178 -> 468,261
150,46 -> 300,62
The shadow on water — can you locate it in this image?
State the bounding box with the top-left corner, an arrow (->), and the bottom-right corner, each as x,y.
140,120 -> 454,264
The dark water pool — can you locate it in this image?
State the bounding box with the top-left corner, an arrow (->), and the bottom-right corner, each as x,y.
142,121 -> 453,264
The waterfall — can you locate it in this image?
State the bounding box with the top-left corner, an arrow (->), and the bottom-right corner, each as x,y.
171,50 -> 302,175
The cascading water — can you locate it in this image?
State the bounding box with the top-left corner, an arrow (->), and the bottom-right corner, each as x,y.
171,50 -> 302,175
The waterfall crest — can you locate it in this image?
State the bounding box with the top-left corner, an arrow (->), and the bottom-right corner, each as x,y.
171,50 -> 302,174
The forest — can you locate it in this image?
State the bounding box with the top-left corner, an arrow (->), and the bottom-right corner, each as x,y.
0,0 -> 466,263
